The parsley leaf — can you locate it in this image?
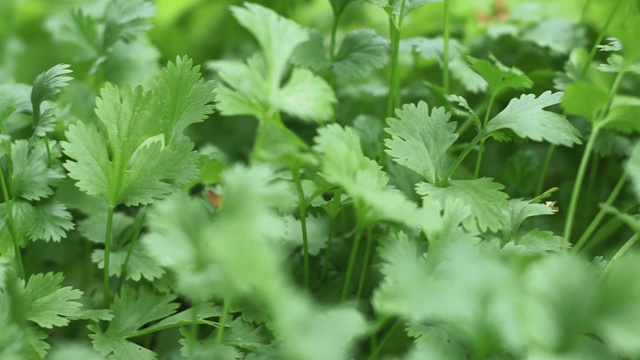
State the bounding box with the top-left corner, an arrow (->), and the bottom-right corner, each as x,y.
62,57 -> 215,207
384,101 -> 458,184
89,286 -> 178,360
485,91 -> 582,147
417,178 -> 509,232
11,140 -> 64,201
469,55 -> 533,97
333,29 -> 390,79
19,272 -> 83,329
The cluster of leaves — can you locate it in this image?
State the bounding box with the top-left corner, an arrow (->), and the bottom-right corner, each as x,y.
1,0 -> 640,359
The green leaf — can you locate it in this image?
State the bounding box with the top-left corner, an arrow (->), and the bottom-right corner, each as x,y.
406,323 -> 467,359
62,57 -> 214,206
28,201 -> 74,242
417,178 -> 509,232
30,64 -> 72,115
329,0 -> 360,16
503,150 -> 540,196
365,0 -> 442,16
92,245 -> 165,282
20,272 -> 83,329
230,3 -> 308,92
384,101 -> 457,184
290,29 -> 330,71
58,9 -> 101,62
485,91 -> 582,147
279,68 -> 335,122
510,228 -> 566,255
103,0 -> 155,46
332,29 -> 389,79
522,18 -> 586,55
468,55 -> 533,97
501,199 -> 555,241
562,81 -> 611,123
602,96 -> 640,134
90,286 -> 178,359
11,140 -> 64,201
595,252 -> 640,356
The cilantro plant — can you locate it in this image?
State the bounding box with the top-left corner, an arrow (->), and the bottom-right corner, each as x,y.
1,0 -> 640,359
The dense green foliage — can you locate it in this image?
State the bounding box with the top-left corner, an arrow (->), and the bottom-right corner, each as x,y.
1,0 -> 640,358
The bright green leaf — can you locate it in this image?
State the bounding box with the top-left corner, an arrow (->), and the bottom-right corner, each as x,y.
417,178 -> 509,232
279,68 -> 335,122
469,55 -> 533,97
20,272 -> 83,329
11,140 -> 64,201
27,201 -> 74,242
385,101 -> 457,184
30,64 -> 72,116
486,91 -> 582,147
562,81 -> 611,123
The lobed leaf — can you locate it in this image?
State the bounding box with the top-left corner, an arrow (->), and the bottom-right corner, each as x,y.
486,91 -> 582,147
332,29 -> 390,79
20,272 -> 84,329
385,101 -> 457,184
469,55 -> 532,97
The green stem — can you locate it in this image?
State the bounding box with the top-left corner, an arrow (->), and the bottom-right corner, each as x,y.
367,318 -> 400,360
442,0 -> 451,95
341,220 -> 364,302
600,234 -> 639,280
291,167 -> 310,291
117,208 -> 147,291
563,126 -> 600,245
386,0 -> 407,118
321,189 -> 342,280
579,0 -> 624,80
572,172 -> 628,253
216,298 -> 232,345
535,145 -> 556,196
355,226 -> 374,301
329,11 -> 342,61
441,131 -> 485,183
0,164 -> 25,279
473,93 -> 496,178
103,205 -> 116,306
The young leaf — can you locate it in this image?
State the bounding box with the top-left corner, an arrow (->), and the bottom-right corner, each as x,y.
278,68 -> 335,122
18,272 -> 84,329
28,201 -> 74,242
89,286 -> 178,359
62,57 -> 215,206
30,64 -> 72,121
103,0 -> 156,46
230,3 -> 308,93
11,140 -> 64,201
384,101 -> 458,184
562,81 -> 611,123
332,29 -> 389,79
468,55 -> 533,97
601,97 -> 640,134
417,178 -> 509,232
501,199 -> 555,242
485,91 -> 582,147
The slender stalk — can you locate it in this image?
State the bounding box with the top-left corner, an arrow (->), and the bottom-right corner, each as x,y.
386,0 -> 407,118
367,318 -> 400,360
356,226 -> 374,301
322,189 -> 342,279
563,126 -> 600,245
0,164 -> 25,279
117,208 -> 147,291
441,131 -> 485,184
535,144 -> 556,196
573,172 -> 627,253
579,0 -> 624,80
473,93 -> 496,178
216,298 -> 232,345
341,220 -> 364,302
329,11 -> 342,61
442,0 -> 451,95
291,167 -> 310,291
103,205 -> 116,306
600,234 -> 639,280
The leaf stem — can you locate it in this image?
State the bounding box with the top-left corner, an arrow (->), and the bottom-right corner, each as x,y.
367,318 -> 400,360
579,0 -> 593,24
473,93 -> 496,178
600,233 -> 639,280
329,11 -> 342,61
441,131 -> 485,184
215,298 -> 232,345
341,217 -> 364,302
322,188 -> 342,280
563,125 -> 600,245
117,208 -> 147,291
579,0 -> 624,80
386,0 -> 407,118
291,166 -> 310,291
103,204 -> 116,306
442,0 -> 451,95
0,162 -> 25,279
573,172 -> 627,252
535,145 -> 556,195
355,226 -> 374,301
